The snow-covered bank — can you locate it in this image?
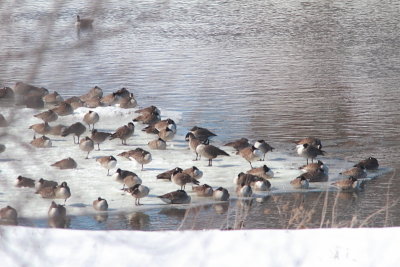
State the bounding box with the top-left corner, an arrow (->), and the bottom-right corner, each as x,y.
0,226 -> 399,267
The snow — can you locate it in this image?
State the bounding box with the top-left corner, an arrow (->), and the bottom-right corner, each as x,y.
1,225 -> 399,267
0,104 -> 395,267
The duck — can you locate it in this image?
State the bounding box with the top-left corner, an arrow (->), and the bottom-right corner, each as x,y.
126,184 -> 150,206
213,187 -> 230,201
51,157 -> 77,169
61,122 -> 87,144
30,135 -> 52,148
158,190 -> 191,204
109,122 -> 135,145
246,165 -> 274,179
90,129 -> 111,150
148,138 -> 167,150
224,138 -> 251,152
196,144 -> 229,166
79,136 -> 94,159
192,184 -> 214,197
96,156 -> 117,176
171,167 -> 200,190
34,109 -> 58,123
14,175 -> 35,188
75,15 -> 94,29
296,143 -> 325,164
253,140 -> 274,161
290,175 -> 310,189
237,145 -> 264,168
83,110 -> 99,130
93,197 -> 108,211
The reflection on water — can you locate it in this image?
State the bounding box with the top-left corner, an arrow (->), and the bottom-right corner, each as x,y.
1,0 -> 400,229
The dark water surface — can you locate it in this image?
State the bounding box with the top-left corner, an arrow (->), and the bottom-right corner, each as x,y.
1,0 -> 399,230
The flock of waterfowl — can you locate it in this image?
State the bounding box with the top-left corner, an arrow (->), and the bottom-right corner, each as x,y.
0,81 -> 381,227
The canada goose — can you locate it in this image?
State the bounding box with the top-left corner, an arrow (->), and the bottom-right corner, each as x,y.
158,127 -> 175,141
0,205 -> 18,223
133,110 -> 161,125
192,184 -> 214,197
299,160 -> 329,174
246,165 -> 274,179
143,118 -> 176,134
224,138 -> 251,152
48,201 -> 67,219
301,167 -> 329,182
196,144 -> 229,166
119,93 -> 137,109
296,143 -> 325,164
80,86 -> 103,102
13,81 -> 48,97
123,175 -> 142,189
340,165 -> 367,179
237,146 -> 263,168
115,87 -> 131,98
30,135 -> 52,148
109,122 -> 135,145
148,138 -> 167,150
96,155 -> 117,176
90,129 -> 111,150
83,110 -> 99,130
0,86 -> 14,98
135,105 -> 160,115
39,181 -> 71,204
158,190 -> 191,204
34,109 -> 58,123
171,167 -> 200,190
0,144 -> 5,153
182,166 -> 203,180
112,168 -> 141,189
48,124 -> 67,136
295,137 -> 322,149
84,97 -> 103,108
185,132 -> 208,161
0,114 -> 7,127
14,175 -> 35,188
93,197 -> 108,211
75,15 -> 94,29
35,178 -> 58,193
189,126 -> 217,143
51,157 -> 77,169
253,140 -> 274,161
79,136 -> 94,159
354,157 -> 379,170
29,122 -> 50,138
290,175 -> 310,189
126,184 -> 150,206
213,187 -> 230,201
61,122 -> 87,144
331,176 -> 360,191
123,148 -> 152,171
156,167 -> 181,181
43,91 -> 63,105
236,183 -> 253,198
101,92 -> 119,106
64,96 -> 84,109
51,101 -> 73,116
234,173 -> 271,191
